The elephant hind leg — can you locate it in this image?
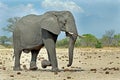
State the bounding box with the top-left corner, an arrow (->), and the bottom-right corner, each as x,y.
13,49 -> 22,71
29,49 -> 40,70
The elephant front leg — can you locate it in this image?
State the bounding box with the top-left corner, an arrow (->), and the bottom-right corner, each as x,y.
43,38 -> 59,72
30,50 -> 39,70
13,49 -> 22,71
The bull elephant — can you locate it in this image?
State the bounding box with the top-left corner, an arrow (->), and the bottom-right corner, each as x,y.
13,11 -> 78,72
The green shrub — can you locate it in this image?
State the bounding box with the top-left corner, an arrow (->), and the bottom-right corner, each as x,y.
95,41 -> 102,48
56,38 -> 69,48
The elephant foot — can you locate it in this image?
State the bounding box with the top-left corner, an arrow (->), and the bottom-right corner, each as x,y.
51,67 -> 60,72
13,67 -> 22,71
41,60 -> 51,68
29,66 -> 38,70
30,61 -> 38,70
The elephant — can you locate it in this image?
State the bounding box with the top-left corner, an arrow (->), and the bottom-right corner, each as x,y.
13,11 -> 78,72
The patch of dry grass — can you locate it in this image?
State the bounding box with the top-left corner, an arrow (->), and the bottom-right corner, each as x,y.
0,48 -> 120,80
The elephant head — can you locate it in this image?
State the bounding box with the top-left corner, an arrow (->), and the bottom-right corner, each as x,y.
41,11 -> 78,67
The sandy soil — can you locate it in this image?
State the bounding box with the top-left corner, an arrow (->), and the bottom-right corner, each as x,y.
0,48 -> 120,80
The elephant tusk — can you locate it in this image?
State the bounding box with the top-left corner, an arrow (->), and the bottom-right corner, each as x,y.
78,35 -> 86,38
68,32 -> 85,38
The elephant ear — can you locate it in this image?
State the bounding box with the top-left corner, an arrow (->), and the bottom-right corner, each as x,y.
40,14 -> 60,35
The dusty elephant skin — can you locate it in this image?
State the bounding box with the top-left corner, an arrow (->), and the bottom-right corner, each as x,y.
13,11 -> 78,72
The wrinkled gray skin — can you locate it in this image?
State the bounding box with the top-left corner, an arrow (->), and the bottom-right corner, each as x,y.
13,11 -> 78,72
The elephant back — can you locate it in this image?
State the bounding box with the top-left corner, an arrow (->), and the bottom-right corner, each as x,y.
20,14 -> 41,24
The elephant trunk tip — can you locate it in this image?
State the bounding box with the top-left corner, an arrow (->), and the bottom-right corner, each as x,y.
67,64 -> 72,67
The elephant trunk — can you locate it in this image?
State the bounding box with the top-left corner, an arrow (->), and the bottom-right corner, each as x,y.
67,34 -> 77,67
64,11 -> 77,67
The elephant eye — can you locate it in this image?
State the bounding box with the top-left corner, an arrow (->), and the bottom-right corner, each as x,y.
63,20 -> 67,26
65,20 -> 67,23
63,22 -> 66,26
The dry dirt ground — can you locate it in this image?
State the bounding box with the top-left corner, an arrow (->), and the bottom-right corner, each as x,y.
0,48 -> 120,80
